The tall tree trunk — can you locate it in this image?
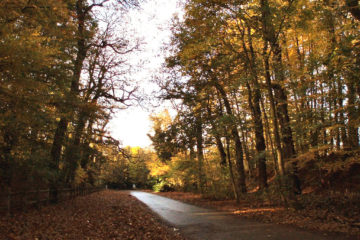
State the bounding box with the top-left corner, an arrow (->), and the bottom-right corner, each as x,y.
189,141 -> 197,191
195,116 -> 206,194
214,82 -> 247,193
233,91 -> 252,177
240,128 -> 251,176
346,79 -> 359,149
241,25 -> 268,189
337,80 -> 349,149
260,0 -> 301,194
206,104 -> 227,166
263,48 -> 285,176
215,134 -> 227,166
245,81 -> 267,189
260,94 -> 279,175
226,137 -> 239,202
81,118 -> 95,169
50,0 -> 89,188
64,111 -> 87,184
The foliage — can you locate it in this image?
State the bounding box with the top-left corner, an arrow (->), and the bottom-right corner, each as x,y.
100,146 -> 155,189
0,0 -> 140,195
149,0 -> 360,204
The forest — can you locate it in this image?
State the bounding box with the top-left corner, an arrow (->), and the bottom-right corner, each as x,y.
0,0 -> 359,220
149,0 -> 360,206
1,0 -> 360,238
0,0 -> 142,201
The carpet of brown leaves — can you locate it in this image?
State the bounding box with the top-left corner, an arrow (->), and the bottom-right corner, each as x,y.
156,191 -> 360,238
0,190 -> 185,240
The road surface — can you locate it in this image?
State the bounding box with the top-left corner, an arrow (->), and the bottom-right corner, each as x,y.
131,191 -> 352,240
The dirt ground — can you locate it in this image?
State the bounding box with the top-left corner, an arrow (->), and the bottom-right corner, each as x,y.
0,190 -> 184,240
155,191 -> 360,239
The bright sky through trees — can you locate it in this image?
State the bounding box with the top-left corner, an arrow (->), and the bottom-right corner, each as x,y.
108,0 -> 182,148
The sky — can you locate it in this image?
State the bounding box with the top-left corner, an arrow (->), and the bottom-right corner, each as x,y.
107,0 -> 183,148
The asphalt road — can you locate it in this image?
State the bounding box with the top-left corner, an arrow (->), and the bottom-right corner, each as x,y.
130,191 -> 353,240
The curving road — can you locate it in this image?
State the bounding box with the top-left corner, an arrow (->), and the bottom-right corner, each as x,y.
130,191 -> 352,240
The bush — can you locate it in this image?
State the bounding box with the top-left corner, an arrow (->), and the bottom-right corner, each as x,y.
153,180 -> 175,192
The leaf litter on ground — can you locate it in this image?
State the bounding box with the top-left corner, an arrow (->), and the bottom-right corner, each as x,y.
0,190 -> 185,240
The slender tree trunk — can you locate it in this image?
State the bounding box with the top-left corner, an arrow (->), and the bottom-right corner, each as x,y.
240,128 -> 251,176
215,135 -> 227,166
260,95 -> 278,175
206,104 -> 227,166
233,91 -> 252,177
195,116 -> 206,194
263,48 -> 285,176
214,82 -> 247,193
337,80 -> 349,149
188,141 -> 197,191
318,81 -> 328,146
241,25 -> 268,189
226,137 -> 239,202
346,79 -> 359,149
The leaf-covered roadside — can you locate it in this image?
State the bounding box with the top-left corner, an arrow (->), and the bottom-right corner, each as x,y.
156,192 -> 360,238
0,190 -> 184,240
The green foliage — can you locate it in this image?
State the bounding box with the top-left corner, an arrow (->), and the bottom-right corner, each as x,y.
152,178 -> 175,192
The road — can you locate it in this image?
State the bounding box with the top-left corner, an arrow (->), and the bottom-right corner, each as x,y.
130,191 -> 352,240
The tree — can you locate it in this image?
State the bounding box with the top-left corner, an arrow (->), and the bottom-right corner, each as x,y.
154,0 -> 360,204
0,0 -> 74,191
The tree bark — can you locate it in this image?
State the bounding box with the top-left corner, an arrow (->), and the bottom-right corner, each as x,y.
214,82 -> 247,193
346,79 -> 359,149
206,104 -> 227,166
226,137 -> 240,202
241,26 -> 268,189
246,81 -> 267,189
260,0 -> 301,194
195,116 -> 206,194
50,0 -> 90,188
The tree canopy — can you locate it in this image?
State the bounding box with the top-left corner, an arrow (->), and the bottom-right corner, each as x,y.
149,0 -> 360,204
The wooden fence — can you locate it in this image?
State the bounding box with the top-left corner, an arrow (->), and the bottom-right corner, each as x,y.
0,186 -> 104,214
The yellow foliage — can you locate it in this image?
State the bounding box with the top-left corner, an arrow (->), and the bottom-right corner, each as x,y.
147,158 -> 170,177
74,167 -> 87,185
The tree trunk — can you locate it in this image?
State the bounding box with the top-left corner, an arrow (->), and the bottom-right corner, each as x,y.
260,0 -> 301,194
64,111 -> 87,184
226,137 -> 240,202
214,82 -> 247,193
195,116 -> 206,194
206,104 -> 227,166
346,79 -> 359,149
246,81 -> 267,189
260,94 -> 279,175
50,0 -> 89,188
245,25 -> 268,189
263,49 -> 285,176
